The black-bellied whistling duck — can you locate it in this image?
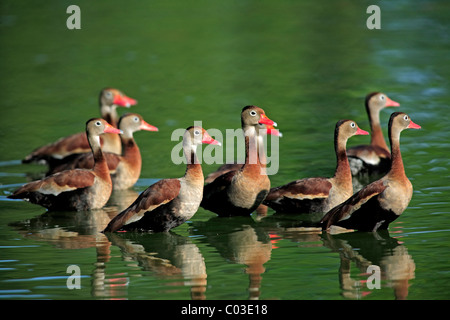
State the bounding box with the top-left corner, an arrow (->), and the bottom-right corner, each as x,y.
8,119 -> 122,211
200,106 -> 276,217
347,92 -> 400,176
205,124 -> 281,184
263,120 -> 368,215
321,112 -> 421,232
47,113 -> 158,190
22,88 -> 137,164
103,126 -> 221,232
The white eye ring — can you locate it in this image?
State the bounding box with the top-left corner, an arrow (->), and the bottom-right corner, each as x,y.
403,115 -> 409,121
194,130 -> 200,136
105,91 -> 113,97
350,122 -> 356,128
380,95 -> 385,100
250,110 -> 257,116
133,117 -> 139,122
95,121 -> 102,126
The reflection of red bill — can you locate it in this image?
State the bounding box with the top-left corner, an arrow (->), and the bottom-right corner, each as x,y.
113,94 -> 138,107
140,120 -> 159,132
259,113 -> 277,126
202,130 -> 222,146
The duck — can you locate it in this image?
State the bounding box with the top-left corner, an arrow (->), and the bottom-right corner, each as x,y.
46,113 -> 158,190
320,112 -> 421,232
347,92 -> 400,176
263,120 -> 368,215
204,123 -> 281,184
8,118 -> 122,211
200,106 -> 276,217
103,126 -> 221,232
22,88 -> 137,165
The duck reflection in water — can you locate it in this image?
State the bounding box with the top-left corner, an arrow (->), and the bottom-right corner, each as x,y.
192,216 -> 273,300
321,230 -> 415,300
105,232 -> 207,300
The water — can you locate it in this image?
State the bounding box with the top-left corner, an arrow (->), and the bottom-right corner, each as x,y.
0,0 -> 449,300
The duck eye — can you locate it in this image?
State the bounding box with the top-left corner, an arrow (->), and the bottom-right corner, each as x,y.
403,115 -> 409,121
194,130 -> 200,136
105,91 -> 113,97
95,121 -> 102,126
133,117 -> 139,122
249,110 -> 257,116
380,95 -> 385,100
350,122 -> 356,128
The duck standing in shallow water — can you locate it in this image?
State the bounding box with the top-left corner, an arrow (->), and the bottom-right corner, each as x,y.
321,112 -> 421,232
263,120 -> 368,215
200,106 -> 277,217
9,119 -> 122,211
47,113 -> 158,190
347,92 -> 400,177
23,88 -> 136,165
103,126 -> 220,232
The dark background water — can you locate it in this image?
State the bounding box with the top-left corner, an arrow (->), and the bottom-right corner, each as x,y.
0,0 -> 449,300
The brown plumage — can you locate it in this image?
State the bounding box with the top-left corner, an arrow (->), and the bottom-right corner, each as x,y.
201,106 -> 276,217
264,120 -> 369,215
46,113 -> 158,190
9,119 -> 122,211
321,112 -> 421,232
22,88 -> 137,165
103,126 -> 221,232
347,92 -> 400,176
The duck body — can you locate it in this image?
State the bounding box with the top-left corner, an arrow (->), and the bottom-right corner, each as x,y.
47,113 -> 158,190
321,112 -> 421,232
9,119 -> 121,211
264,120 -> 368,215
203,156 -> 271,217
200,106 -> 276,217
103,127 -> 220,232
347,92 -> 400,176
107,178 -> 201,232
23,88 -> 136,165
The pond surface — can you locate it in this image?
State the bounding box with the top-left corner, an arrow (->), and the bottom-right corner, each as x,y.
0,0 -> 449,300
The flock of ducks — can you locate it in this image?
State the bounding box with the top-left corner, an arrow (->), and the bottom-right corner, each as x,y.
8,88 -> 421,234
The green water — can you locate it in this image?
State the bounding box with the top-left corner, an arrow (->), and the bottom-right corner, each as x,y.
0,0 -> 449,300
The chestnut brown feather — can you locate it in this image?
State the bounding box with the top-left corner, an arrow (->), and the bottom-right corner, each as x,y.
321,112 -> 420,232
9,118 -> 119,211
201,106 -> 275,217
